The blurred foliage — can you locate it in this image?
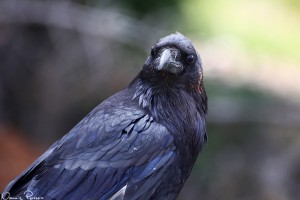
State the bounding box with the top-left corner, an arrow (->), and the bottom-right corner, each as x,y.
112,0 -> 180,16
77,0 -> 181,17
181,0 -> 300,62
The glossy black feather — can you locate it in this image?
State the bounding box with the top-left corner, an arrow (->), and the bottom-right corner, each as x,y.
2,32 -> 207,200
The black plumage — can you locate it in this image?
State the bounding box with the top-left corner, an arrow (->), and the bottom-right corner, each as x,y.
2,32 -> 208,200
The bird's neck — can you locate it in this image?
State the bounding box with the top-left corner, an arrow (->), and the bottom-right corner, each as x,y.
130,75 -> 207,165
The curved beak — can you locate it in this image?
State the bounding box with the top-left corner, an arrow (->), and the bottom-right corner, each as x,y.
156,48 -> 183,74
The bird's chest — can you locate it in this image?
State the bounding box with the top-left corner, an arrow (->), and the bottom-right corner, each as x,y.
150,153 -> 195,199
160,115 -> 203,176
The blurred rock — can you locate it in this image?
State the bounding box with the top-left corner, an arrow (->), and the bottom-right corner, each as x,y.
0,126 -> 44,191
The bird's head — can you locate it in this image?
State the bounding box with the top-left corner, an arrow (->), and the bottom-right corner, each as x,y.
141,32 -> 203,88
133,32 -> 207,114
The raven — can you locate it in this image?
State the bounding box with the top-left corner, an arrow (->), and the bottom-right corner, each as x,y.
2,32 -> 207,200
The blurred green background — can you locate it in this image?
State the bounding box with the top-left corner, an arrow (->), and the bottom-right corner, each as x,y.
1,0 -> 300,199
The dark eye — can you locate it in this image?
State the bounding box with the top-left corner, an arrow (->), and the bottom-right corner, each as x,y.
151,47 -> 157,57
186,54 -> 196,64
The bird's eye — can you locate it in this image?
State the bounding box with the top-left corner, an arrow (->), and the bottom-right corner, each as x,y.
186,54 -> 196,64
151,48 -> 157,57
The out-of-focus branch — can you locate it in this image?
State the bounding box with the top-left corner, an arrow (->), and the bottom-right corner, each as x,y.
0,0 -> 165,50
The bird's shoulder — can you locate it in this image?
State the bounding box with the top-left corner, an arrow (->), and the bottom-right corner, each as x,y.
47,87 -> 176,169
4,88 -> 177,199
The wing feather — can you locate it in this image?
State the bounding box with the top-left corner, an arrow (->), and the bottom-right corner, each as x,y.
4,102 -> 176,200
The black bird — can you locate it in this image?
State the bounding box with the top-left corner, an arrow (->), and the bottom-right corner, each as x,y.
2,32 -> 208,200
